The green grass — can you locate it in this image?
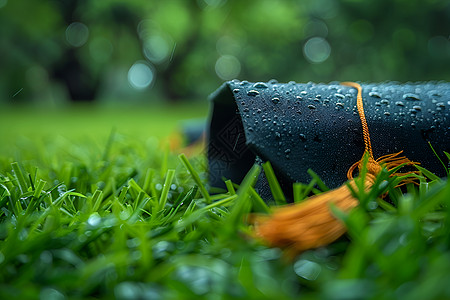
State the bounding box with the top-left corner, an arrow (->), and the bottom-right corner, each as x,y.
1,105 -> 450,299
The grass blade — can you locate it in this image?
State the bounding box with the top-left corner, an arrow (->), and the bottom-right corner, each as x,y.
262,161 -> 286,205
179,153 -> 211,204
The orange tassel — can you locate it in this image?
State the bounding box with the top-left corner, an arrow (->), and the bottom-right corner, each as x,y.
253,82 -> 419,255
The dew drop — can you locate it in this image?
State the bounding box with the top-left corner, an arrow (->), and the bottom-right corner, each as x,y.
369,91 -> 382,98
272,97 -> 280,104
254,82 -> 268,89
247,90 -> 260,96
256,108 -> 262,113
299,134 -> 307,141
300,91 -> 308,95
336,102 -> 344,108
380,99 -> 389,105
403,93 -> 420,101
285,149 -> 291,154
395,101 -> 405,107
275,132 -> 281,139
436,102 -> 445,108
308,104 -> 316,110
335,93 -> 345,99
233,88 -> 239,93
384,111 -> 391,116
413,105 -> 422,111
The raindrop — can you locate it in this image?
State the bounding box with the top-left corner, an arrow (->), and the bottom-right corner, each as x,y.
254,82 -> 268,89
335,93 -> 345,99
375,102 -> 381,106
384,112 -> 391,116
256,108 -> 262,113
247,90 -> 260,97
299,134 -> 307,141
296,96 -> 303,101
285,149 -> 291,154
336,102 -> 344,108
380,99 -> 389,105
369,91 -> 381,98
436,102 -> 445,108
272,97 -> 280,104
300,91 -> 308,95
308,105 -> 316,109
395,101 -> 405,107
275,132 -> 281,139
413,105 -> 422,111
87,213 -> 101,227
403,93 -> 421,101
233,89 -> 240,93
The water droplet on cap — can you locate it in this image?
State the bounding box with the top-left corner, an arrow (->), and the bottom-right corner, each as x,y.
272,97 -> 280,104
254,82 -> 268,89
369,91 -> 382,98
413,105 -> 422,111
247,90 -> 260,96
403,93 -> 421,101
395,101 -> 405,107
308,105 -> 316,109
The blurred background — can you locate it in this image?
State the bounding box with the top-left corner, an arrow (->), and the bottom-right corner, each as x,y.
0,0 -> 449,105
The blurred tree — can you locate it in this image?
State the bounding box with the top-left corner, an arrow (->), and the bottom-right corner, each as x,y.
0,0 -> 448,103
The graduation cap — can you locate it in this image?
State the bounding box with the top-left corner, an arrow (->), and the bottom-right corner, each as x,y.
207,80 -> 449,254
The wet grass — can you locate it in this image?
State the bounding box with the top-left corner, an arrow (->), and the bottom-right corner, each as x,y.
0,104 -> 450,299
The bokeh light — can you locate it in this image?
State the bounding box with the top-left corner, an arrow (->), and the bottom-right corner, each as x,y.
303,37 -> 331,64
215,55 -> 241,80
65,22 -> 89,47
143,34 -> 173,64
128,61 -> 155,90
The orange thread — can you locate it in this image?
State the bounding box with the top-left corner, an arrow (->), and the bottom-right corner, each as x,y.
341,82 -> 373,156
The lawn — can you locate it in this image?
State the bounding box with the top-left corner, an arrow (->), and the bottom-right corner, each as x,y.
0,103 -> 449,299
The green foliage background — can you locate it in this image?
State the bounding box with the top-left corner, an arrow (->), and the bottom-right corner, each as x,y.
0,0 -> 448,102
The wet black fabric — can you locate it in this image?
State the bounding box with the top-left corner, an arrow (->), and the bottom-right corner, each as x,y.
207,80 -> 450,200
